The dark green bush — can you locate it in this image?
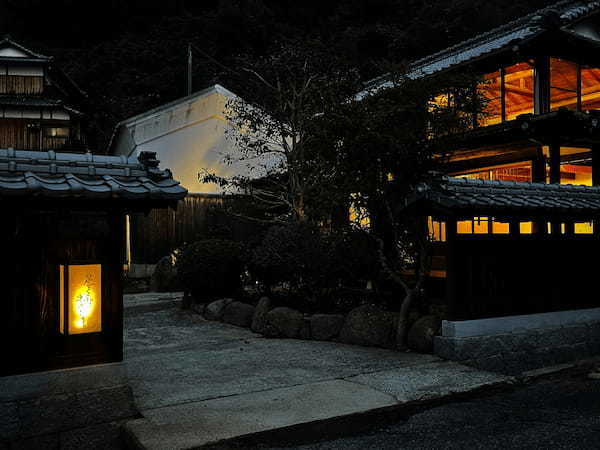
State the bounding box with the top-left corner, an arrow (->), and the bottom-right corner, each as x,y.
250,222 -> 335,298
175,239 -> 244,301
327,229 -> 380,289
249,223 -> 380,308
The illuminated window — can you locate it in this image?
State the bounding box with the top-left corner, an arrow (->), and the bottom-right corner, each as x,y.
492,220 -> 510,234
44,127 -> 69,138
60,264 -> 102,335
473,217 -> 489,234
550,58 -> 578,111
427,217 -> 446,242
519,222 -> 533,234
478,70 -> 502,126
456,217 -> 489,234
545,222 -> 567,234
457,220 -> 473,234
581,66 -> 600,111
575,221 -> 594,234
459,162 -> 532,183
504,62 -> 534,120
560,163 -> 592,186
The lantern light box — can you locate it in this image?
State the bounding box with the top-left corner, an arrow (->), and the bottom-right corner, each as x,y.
59,264 -> 102,335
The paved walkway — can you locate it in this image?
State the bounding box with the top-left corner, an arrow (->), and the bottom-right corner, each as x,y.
122,293 -> 514,449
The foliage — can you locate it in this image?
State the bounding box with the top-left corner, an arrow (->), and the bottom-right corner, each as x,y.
249,222 -> 381,309
175,239 -> 244,301
305,67 -> 486,348
250,222 -> 333,296
202,39 -> 362,223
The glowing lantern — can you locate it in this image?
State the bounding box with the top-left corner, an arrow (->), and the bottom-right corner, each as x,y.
59,264 -> 102,335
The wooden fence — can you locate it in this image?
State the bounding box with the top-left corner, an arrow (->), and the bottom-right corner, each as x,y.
129,194 -> 264,264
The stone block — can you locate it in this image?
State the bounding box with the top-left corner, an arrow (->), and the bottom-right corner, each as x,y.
222,302 -> 255,328
407,315 -> 441,354
251,297 -> 272,334
264,307 -> 305,338
338,305 -> 397,349
204,298 -> 233,321
310,314 -> 345,341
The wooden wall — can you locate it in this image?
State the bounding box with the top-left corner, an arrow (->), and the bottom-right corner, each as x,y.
0,75 -> 43,95
449,236 -> 600,320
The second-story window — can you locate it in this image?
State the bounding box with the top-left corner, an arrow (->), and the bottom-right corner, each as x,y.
504,62 -> 534,120
478,61 -> 534,126
550,58 -> 578,111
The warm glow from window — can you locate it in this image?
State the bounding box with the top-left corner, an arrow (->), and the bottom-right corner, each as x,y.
504,62 -> 534,120
473,217 -> 489,234
492,220 -> 510,234
427,217 -> 446,242
575,222 -> 594,234
550,58 -> 578,111
560,164 -> 592,186
457,220 -> 473,234
60,264 -> 102,335
581,66 -> 600,111
478,70 -> 502,126
456,162 -> 532,183
520,222 -> 533,234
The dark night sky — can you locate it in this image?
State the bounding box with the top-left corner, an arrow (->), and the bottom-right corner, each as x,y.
0,0 -> 553,150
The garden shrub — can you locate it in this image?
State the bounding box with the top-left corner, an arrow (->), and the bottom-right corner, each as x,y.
175,239 -> 244,301
250,222 -> 336,300
326,229 -> 379,289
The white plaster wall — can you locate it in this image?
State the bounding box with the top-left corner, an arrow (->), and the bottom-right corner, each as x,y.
113,87 -> 280,194
132,117 -> 238,194
0,47 -> 28,58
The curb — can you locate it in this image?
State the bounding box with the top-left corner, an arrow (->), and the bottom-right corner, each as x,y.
121,377 -> 517,450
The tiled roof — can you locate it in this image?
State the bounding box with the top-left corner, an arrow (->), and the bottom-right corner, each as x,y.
0,96 -> 84,115
413,177 -> 600,216
0,149 -> 187,202
360,1 -> 600,97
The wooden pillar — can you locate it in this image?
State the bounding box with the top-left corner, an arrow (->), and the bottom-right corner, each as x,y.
445,218 -> 458,321
534,56 -> 550,115
549,140 -> 561,184
531,147 -> 546,183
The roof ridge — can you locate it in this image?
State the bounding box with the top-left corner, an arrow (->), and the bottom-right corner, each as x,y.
409,0 -> 589,71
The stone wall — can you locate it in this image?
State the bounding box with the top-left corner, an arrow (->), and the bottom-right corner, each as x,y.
434,321 -> 600,375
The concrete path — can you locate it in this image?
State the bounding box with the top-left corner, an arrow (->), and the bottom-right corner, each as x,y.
122,293 -> 514,449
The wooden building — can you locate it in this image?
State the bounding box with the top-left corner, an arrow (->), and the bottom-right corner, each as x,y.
0,36 -> 88,152
364,1 -> 600,323
0,149 -> 186,375
359,0 -> 600,371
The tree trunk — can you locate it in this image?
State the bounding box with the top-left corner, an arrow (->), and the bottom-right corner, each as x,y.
396,288 -> 417,350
